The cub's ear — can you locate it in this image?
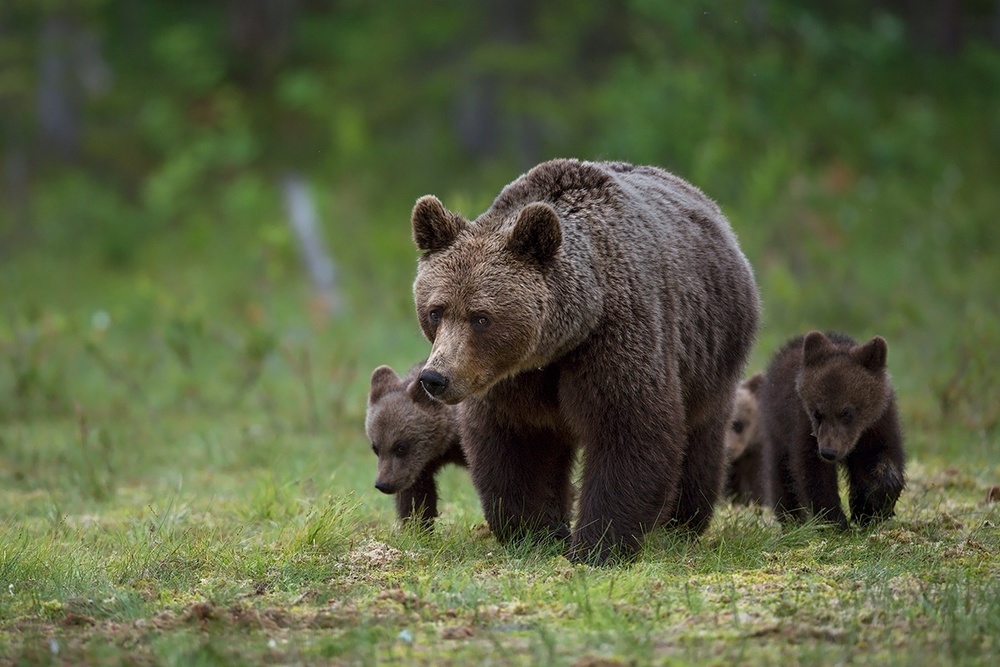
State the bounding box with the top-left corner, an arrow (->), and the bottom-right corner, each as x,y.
744,372 -> 765,395
369,365 -> 400,404
852,335 -> 888,373
802,331 -> 835,367
507,202 -> 562,264
412,195 -> 467,253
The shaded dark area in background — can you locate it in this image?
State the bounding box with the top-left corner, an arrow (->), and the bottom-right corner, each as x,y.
2,0 -> 999,256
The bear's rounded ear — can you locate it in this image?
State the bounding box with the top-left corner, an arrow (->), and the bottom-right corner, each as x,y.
852,335 -> 888,373
412,195 -> 467,253
802,331 -> 834,367
507,202 -> 562,265
369,365 -> 400,404
744,372 -> 765,395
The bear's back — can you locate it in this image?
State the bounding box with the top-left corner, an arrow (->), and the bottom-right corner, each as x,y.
491,159 -> 758,408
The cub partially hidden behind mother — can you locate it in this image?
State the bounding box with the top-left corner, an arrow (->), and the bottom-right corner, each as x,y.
760,331 -> 906,529
365,363 -> 466,528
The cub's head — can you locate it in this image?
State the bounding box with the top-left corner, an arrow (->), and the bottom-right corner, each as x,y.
411,195 -> 561,404
796,331 -> 891,463
365,364 -> 459,495
727,373 -> 764,461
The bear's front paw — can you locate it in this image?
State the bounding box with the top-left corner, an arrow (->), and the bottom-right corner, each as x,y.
853,507 -> 895,527
399,514 -> 435,532
567,527 -> 639,567
850,464 -> 904,527
812,507 -> 850,531
851,491 -> 900,527
489,516 -> 570,548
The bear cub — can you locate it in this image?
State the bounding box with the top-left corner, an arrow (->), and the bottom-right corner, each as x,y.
365,363 -> 466,528
761,331 -> 906,529
724,373 -> 766,505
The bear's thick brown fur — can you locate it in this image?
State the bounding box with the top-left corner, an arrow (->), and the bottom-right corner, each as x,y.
365,363 -> 466,528
411,159 -> 760,564
724,373 -> 766,505
760,331 -> 906,529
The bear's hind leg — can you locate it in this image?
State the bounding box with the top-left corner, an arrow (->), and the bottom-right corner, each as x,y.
669,407 -> 728,534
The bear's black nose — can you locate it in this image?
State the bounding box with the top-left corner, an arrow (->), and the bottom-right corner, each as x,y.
374,481 -> 395,494
818,448 -> 838,462
419,370 -> 449,398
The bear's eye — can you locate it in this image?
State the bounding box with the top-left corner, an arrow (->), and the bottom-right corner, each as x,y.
428,308 -> 443,325
839,407 -> 855,424
813,410 -> 824,424
393,441 -> 409,457
471,314 -> 491,332
731,420 -> 744,434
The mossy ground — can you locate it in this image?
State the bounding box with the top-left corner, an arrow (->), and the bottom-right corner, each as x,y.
1,254 -> 998,665
2,169 -> 999,664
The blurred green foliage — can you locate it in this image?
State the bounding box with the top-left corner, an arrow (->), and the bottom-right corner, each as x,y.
0,0 -> 998,458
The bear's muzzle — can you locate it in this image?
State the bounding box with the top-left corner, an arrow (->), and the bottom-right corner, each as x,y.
419,369 -> 449,398
374,480 -> 397,494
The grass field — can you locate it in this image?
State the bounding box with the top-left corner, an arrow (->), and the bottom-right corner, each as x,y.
2,178 -> 999,666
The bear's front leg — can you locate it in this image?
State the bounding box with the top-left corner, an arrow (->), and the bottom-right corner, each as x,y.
560,339 -> 691,565
465,420 -> 575,546
568,434 -> 681,565
395,468 -> 439,529
568,412 -> 685,566
764,439 -> 809,524
846,442 -> 905,527
792,442 -> 849,529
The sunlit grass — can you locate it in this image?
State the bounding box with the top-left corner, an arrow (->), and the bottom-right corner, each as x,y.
1,324 -> 998,665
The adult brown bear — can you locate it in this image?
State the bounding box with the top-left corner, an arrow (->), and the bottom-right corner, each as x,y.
411,159 -> 759,564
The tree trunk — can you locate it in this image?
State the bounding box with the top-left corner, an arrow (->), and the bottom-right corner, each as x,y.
37,15 -> 81,160
281,172 -> 340,320
935,0 -> 963,55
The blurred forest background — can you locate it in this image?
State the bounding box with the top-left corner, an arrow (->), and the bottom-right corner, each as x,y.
1,0 -> 998,462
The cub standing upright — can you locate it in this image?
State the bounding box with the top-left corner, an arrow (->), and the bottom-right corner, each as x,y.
761,331 -> 906,528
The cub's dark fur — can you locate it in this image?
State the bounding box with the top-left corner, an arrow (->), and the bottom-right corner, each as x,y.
761,331 -> 906,528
